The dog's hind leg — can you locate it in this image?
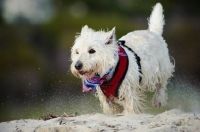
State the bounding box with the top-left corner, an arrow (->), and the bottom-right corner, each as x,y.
152,82 -> 167,107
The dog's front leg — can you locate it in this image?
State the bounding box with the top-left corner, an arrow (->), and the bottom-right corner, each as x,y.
123,88 -> 146,114
96,87 -> 123,114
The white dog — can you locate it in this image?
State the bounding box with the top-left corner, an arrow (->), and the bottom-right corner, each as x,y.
70,3 -> 174,114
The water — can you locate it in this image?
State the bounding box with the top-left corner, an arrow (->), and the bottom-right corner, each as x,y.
0,76 -> 199,122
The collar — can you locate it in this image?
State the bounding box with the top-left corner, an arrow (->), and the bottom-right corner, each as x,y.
82,68 -> 113,92
82,40 -> 142,100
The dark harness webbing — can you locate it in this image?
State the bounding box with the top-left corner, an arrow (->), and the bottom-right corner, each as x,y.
100,40 -> 142,100
118,40 -> 142,82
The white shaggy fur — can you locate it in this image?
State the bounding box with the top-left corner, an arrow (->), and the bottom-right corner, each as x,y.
70,3 -> 174,114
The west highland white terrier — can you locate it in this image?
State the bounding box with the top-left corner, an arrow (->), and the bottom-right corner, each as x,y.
70,3 -> 174,114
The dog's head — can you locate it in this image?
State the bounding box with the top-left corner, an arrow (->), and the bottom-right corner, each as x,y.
70,25 -> 118,80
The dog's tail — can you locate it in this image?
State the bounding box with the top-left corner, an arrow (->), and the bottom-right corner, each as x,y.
148,3 -> 165,35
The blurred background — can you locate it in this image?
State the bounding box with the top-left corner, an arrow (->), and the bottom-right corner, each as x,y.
0,0 -> 200,122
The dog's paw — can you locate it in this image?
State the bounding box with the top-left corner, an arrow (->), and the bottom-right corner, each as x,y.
152,100 -> 162,107
152,94 -> 167,108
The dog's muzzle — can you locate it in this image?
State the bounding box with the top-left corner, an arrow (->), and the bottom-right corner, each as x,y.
75,60 -> 83,70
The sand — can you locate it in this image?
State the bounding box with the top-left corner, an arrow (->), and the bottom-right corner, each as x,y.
0,109 -> 200,132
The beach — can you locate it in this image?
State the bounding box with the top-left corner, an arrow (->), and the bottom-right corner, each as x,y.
0,109 -> 200,132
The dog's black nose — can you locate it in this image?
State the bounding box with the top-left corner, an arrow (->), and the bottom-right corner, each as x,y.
75,61 -> 83,70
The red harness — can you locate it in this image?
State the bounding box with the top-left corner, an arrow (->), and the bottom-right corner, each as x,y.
100,46 -> 129,100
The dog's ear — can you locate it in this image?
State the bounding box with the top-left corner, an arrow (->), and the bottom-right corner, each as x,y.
106,27 -> 115,45
81,25 -> 89,34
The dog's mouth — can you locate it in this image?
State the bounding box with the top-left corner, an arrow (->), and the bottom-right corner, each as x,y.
78,71 -> 87,75
78,70 -> 95,78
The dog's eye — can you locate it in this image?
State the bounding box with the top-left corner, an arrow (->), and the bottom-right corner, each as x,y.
89,49 -> 96,54
76,50 -> 79,54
